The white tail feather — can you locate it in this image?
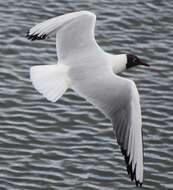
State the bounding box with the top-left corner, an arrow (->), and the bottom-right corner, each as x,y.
30,64 -> 70,102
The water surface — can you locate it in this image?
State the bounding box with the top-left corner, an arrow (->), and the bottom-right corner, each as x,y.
0,0 -> 173,189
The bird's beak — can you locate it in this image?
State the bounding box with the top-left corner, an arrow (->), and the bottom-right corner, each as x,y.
139,60 -> 150,67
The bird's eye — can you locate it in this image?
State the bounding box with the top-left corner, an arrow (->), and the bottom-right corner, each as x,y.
133,58 -> 137,63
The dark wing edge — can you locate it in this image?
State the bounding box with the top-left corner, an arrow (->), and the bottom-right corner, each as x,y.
25,11 -> 96,42
120,141 -> 143,187
26,30 -> 48,41
111,82 -> 143,187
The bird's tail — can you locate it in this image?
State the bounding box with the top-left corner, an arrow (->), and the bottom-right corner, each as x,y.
30,64 -> 70,102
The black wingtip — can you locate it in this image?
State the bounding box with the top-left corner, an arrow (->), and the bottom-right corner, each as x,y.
121,147 -> 133,177
136,180 -> 143,187
26,30 -> 47,41
121,147 -> 142,187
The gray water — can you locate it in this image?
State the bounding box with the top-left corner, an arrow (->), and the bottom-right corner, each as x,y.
0,0 -> 173,189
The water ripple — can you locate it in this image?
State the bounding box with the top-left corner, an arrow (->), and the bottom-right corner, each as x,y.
0,0 -> 173,189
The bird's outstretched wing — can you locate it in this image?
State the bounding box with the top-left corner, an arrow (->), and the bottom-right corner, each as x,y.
72,72 -> 143,186
110,78 -> 143,187
26,11 -> 99,61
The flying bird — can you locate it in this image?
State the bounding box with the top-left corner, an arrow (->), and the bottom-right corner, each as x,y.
26,11 -> 149,187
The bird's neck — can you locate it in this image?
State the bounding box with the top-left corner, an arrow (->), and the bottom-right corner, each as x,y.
109,54 -> 127,74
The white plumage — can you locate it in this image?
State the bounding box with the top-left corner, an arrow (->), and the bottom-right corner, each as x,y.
27,11 -> 144,186
30,64 -> 70,102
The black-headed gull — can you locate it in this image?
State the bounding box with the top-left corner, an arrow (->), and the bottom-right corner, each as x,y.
26,11 -> 149,187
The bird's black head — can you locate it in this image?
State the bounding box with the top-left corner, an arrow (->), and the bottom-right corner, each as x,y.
126,54 -> 149,69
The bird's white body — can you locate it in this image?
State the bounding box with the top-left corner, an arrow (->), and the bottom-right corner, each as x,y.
27,11 -> 143,186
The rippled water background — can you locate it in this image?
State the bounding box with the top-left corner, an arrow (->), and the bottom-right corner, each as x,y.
0,0 -> 173,189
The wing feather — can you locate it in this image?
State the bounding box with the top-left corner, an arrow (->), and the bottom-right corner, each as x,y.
110,81 -> 143,186
72,73 -> 143,186
26,11 -> 98,60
